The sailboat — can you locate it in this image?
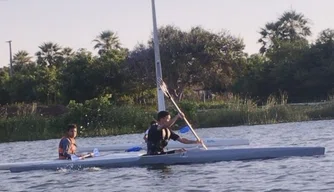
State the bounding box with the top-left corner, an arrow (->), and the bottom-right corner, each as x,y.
78,0 -> 250,153
0,1 -> 325,173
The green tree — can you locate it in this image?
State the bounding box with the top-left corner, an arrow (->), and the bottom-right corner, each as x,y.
316,28 -> 334,44
12,50 -> 34,73
258,10 -> 311,54
35,42 -> 63,66
93,30 -> 121,55
35,65 -> 61,104
60,50 -> 96,103
0,68 -> 10,104
154,25 -> 246,99
126,25 -> 246,101
5,66 -> 38,103
13,50 -> 33,65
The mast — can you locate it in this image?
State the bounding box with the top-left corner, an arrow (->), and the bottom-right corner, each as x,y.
151,0 -> 166,111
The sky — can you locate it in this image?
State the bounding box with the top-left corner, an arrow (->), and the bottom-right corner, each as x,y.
0,0 -> 333,67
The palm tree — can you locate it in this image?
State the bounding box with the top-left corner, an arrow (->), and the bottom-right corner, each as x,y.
258,10 -> 311,54
317,29 -> 334,44
278,10 -> 311,39
93,30 -> 121,55
35,42 -> 62,66
258,22 -> 281,54
13,50 -> 32,65
61,47 -> 74,58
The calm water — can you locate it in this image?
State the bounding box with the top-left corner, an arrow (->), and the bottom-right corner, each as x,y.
0,119 -> 333,192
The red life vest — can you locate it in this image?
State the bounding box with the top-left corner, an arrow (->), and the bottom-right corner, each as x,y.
58,137 -> 77,159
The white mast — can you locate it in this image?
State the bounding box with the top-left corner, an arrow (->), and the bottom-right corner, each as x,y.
151,0 -> 166,111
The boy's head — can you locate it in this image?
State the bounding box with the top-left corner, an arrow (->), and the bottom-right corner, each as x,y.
66,124 -> 77,138
157,111 -> 171,124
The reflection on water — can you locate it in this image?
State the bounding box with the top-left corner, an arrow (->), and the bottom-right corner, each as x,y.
146,165 -> 173,179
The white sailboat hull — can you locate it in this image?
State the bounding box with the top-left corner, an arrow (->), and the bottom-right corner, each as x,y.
2,146 -> 325,173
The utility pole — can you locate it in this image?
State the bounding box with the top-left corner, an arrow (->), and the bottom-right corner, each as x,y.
6,40 -> 13,77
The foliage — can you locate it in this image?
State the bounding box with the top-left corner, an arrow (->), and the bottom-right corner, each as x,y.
1,10 -> 334,104
2,96 -> 334,142
1,9 -> 334,141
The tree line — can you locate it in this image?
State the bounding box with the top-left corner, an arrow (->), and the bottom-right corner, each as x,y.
1,10 -> 334,106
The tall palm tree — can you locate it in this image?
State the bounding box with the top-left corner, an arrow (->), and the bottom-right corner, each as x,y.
35,42 -> 62,66
278,10 -> 311,39
258,10 -> 311,54
93,30 -> 121,55
13,50 -> 32,65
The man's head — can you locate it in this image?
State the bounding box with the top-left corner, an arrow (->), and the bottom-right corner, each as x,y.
157,111 -> 171,124
66,124 -> 77,138
150,120 -> 157,126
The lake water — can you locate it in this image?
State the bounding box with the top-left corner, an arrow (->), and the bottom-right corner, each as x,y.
0,119 -> 333,192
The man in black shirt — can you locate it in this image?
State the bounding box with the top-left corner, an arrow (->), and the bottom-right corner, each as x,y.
147,111 -> 202,155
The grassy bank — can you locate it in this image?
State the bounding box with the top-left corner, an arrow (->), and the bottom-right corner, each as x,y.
180,96 -> 334,127
1,96 -> 334,142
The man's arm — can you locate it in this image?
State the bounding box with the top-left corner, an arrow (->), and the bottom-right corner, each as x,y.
143,134 -> 148,142
60,139 -> 72,159
143,128 -> 149,142
60,139 -> 93,160
169,130 -> 200,144
176,137 -> 202,144
158,113 -> 184,130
